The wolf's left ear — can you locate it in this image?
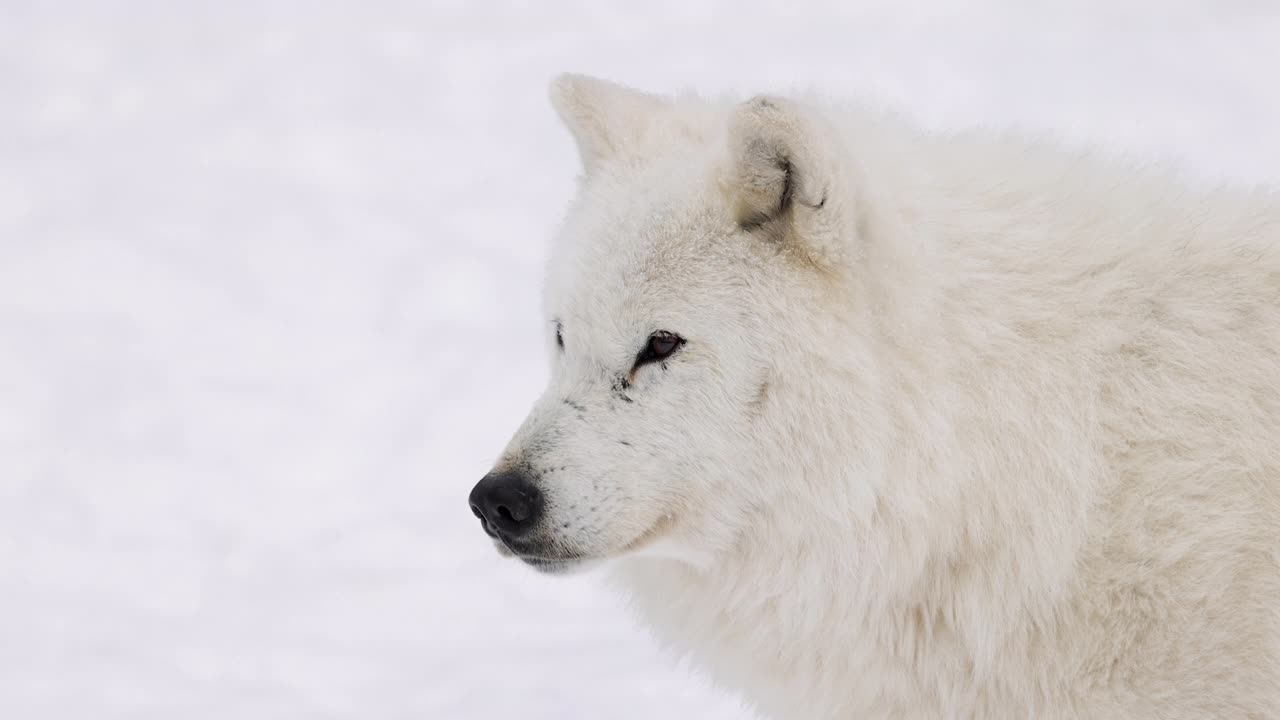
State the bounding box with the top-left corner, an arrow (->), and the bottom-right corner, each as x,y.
549,74 -> 667,174
726,96 -> 854,268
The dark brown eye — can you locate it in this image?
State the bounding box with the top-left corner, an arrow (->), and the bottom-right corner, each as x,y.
650,334 -> 679,357
636,331 -> 683,367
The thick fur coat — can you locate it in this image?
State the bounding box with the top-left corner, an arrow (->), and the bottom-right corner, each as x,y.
473,75 -> 1280,718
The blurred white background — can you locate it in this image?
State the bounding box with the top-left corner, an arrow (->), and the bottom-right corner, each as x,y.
2,2 -> 1278,718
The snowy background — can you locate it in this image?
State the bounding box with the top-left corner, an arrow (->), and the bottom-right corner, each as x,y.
2,2 -> 1278,718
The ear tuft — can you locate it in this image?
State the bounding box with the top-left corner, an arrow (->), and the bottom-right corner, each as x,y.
549,74 -> 667,174
727,95 -> 849,268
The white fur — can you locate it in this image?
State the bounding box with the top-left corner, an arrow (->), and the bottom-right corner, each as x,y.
484,74 -> 1280,718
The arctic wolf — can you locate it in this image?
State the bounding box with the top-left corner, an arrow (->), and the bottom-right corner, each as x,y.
468,74 -> 1280,718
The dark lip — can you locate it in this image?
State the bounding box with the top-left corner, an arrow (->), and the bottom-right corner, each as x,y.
475,520 -> 583,567
495,537 -> 584,569
516,554 -> 583,573
504,542 -> 583,566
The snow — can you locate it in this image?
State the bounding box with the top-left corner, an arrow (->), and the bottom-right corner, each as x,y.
1,2 -> 1277,718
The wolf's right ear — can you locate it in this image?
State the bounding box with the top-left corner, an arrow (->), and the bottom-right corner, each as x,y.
550,74 -> 667,174
726,96 -> 854,269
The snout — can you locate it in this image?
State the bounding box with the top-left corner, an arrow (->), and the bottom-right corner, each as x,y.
468,470 -> 544,542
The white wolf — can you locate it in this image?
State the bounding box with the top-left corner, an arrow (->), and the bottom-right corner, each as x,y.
468,74 -> 1280,719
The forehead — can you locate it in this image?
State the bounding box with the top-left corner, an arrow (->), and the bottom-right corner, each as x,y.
544,159 -> 745,340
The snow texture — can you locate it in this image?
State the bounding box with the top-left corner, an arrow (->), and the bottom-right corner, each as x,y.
1,2 -> 1278,718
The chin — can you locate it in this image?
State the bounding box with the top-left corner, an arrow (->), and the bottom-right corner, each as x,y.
517,555 -> 595,575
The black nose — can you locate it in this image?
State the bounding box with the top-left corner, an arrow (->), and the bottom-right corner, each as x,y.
468,471 -> 543,539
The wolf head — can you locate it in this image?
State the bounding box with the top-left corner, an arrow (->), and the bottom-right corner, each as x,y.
469,75 -> 884,574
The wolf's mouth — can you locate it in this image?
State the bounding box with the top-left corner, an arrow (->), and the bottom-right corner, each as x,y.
487,532 -> 586,573
477,506 -> 676,574
516,555 -> 582,574
497,513 -> 677,570
504,544 -> 586,574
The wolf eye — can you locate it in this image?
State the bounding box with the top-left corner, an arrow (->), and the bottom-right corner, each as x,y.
555,322 -> 564,350
636,331 -> 684,367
